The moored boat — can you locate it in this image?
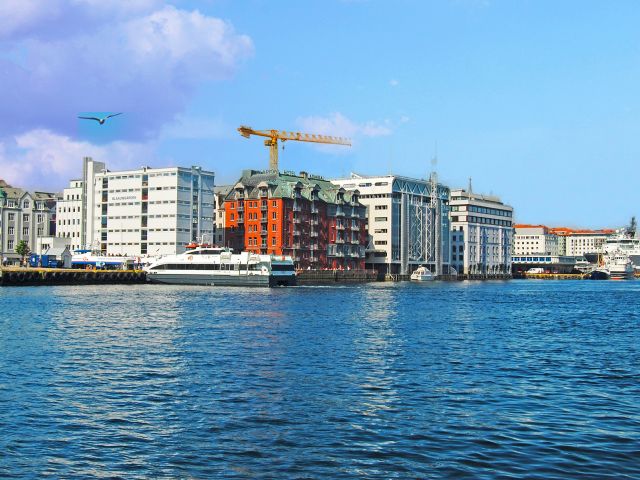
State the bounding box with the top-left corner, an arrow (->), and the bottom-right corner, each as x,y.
410,266 -> 435,282
145,245 -> 296,287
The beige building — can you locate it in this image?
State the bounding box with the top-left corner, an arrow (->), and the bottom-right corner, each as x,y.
0,180 -> 57,265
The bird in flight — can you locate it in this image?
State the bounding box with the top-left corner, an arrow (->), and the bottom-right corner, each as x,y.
78,113 -> 123,125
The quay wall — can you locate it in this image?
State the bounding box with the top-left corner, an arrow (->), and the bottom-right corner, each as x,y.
296,269 -> 378,285
0,268 -> 146,287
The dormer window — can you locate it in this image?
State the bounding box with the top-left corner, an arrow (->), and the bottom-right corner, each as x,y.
23,200 -> 30,209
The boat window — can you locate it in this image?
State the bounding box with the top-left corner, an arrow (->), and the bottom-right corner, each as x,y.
271,264 -> 295,272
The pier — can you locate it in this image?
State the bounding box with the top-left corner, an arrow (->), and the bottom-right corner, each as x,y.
0,267 -> 146,286
296,269 -> 378,284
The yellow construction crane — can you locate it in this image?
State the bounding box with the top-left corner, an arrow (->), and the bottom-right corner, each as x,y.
237,125 -> 351,171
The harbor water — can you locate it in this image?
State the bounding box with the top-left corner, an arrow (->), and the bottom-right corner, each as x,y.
1,281 -> 639,479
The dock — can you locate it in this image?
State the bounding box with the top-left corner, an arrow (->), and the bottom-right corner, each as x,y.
0,267 -> 146,286
296,269 -> 378,284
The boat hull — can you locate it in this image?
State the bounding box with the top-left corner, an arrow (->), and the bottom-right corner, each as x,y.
411,275 -> 435,282
147,272 -> 296,287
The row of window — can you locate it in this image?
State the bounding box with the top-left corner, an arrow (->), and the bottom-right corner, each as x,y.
4,227 -> 38,236
0,200 -> 44,209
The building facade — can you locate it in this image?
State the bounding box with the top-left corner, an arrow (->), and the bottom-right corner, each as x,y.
92,166 -> 215,256
224,170 -> 368,270
332,173 -> 451,276
449,189 -> 514,275
513,225 -> 560,256
213,186 -> 231,246
0,180 -> 57,265
56,157 -> 106,251
550,227 -> 613,256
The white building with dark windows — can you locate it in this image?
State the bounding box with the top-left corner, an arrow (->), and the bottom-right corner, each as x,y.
56,157 -> 106,252
332,173 -> 451,276
513,225 -> 560,256
92,166 -> 215,256
449,189 -> 514,276
550,227 -> 614,256
0,179 -> 57,265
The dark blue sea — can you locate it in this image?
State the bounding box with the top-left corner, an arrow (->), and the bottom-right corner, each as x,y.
1,280 -> 639,479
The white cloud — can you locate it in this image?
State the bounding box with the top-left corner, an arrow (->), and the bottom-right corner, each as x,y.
0,130 -> 155,190
296,112 -> 392,141
389,79 -> 399,87
0,3 -> 253,141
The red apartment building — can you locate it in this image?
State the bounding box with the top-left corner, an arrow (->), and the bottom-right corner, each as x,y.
224,170 -> 368,270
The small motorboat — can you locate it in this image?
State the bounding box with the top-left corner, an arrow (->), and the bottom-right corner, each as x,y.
410,266 -> 435,282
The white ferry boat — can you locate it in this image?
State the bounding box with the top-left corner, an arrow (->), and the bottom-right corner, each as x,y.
603,218 -> 640,267
410,266 -> 435,282
145,246 -> 296,287
603,251 -> 634,280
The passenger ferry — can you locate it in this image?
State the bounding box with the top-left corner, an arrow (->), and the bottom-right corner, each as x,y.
145,245 -> 296,287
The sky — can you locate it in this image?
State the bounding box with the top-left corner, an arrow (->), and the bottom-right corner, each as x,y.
1,0 -> 639,228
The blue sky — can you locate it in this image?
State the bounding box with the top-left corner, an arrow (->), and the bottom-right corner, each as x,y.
1,0 -> 639,228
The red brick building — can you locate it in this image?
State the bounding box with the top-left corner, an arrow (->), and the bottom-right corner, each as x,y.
224,170 -> 368,269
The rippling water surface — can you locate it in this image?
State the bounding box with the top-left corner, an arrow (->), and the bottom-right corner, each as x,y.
1,280 -> 640,478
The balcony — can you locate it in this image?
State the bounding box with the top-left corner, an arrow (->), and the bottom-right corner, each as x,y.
261,229 -> 268,235
335,238 -> 345,244
311,206 -> 319,214
293,229 -> 302,236
293,217 -> 302,224
237,205 -> 244,212
311,219 -> 319,226
292,204 -> 302,212
335,208 -> 345,217
237,217 -> 244,224
261,205 -> 268,211
293,243 -> 301,249
336,224 -> 345,230
310,231 -> 318,237
261,216 -> 268,223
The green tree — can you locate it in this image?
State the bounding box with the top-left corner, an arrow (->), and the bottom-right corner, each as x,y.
15,240 -> 30,267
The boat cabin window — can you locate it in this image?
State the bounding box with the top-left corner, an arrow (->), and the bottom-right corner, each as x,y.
271,264 -> 295,272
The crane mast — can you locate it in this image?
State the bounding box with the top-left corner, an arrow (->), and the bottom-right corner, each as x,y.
238,126 -> 351,171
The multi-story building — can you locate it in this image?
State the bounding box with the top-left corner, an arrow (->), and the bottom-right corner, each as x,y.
550,227 -> 614,256
92,165 -> 215,256
0,180 -> 57,265
224,170 -> 368,270
213,186 -> 231,246
56,156 -> 106,251
513,225 -> 560,256
449,188 -> 514,275
332,173 -> 451,276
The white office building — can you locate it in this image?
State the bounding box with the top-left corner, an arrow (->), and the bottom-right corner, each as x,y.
93,165 -> 215,256
513,225 -> 560,256
0,180 -> 57,265
56,157 -> 106,251
449,189 -> 514,275
550,227 -> 613,256
332,173 -> 451,276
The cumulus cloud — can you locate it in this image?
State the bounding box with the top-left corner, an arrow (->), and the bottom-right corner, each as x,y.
0,130 -> 155,191
0,3 -> 253,141
296,112 -> 392,142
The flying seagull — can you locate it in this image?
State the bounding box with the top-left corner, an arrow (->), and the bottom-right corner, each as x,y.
78,113 -> 123,125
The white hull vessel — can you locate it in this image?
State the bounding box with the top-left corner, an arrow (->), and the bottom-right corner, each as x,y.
410,266 -> 435,282
145,247 -> 296,287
